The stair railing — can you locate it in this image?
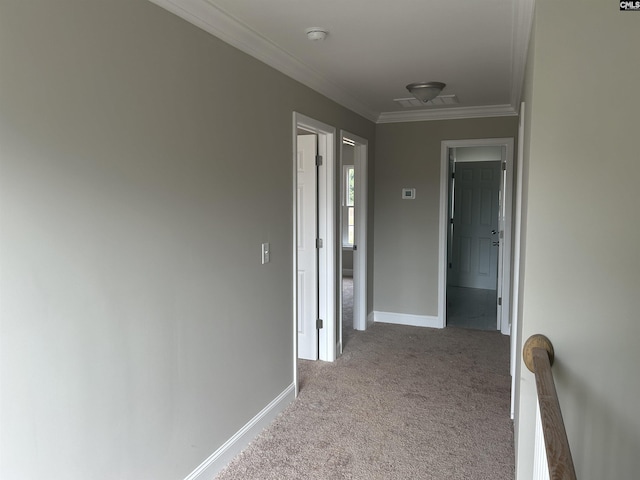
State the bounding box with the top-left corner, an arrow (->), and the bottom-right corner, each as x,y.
523,335 -> 577,480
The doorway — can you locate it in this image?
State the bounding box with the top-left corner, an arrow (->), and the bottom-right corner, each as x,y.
338,131 -> 368,354
447,154 -> 502,330
292,113 -> 337,375
438,138 -> 514,334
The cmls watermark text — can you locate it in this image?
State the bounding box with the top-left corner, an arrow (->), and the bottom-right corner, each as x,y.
620,1 -> 640,10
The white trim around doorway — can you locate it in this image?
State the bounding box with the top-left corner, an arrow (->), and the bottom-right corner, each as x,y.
339,130 -> 368,335
510,102 -> 526,418
292,113 -> 337,375
438,138 -> 515,334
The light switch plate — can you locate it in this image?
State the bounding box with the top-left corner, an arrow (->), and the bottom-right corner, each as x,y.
261,242 -> 270,264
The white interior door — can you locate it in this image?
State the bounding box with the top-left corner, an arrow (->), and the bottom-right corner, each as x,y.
293,113 -> 336,369
450,161 -> 501,290
296,134 -> 318,360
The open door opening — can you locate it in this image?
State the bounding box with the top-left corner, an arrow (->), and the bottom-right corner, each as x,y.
447,148 -> 503,331
439,138 -> 514,335
292,113 -> 336,393
338,131 -> 368,356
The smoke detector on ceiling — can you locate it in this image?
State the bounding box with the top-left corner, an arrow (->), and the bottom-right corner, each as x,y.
306,27 -> 328,41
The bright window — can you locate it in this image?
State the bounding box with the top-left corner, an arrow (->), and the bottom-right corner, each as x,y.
343,165 -> 355,246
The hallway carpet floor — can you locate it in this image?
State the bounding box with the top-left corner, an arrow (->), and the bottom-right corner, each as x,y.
215,324 -> 514,480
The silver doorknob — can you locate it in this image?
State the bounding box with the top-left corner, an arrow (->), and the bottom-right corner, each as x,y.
491,230 -> 497,235
492,241 -> 499,246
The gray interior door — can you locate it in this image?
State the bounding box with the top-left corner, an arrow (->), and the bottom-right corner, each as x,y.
449,161 -> 501,290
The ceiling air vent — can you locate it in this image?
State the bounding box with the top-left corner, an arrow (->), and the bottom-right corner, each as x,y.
394,94 -> 459,108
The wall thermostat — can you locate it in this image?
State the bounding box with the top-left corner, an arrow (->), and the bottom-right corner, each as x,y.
402,188 -> 416,199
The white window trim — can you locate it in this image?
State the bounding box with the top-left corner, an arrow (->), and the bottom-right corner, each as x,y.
342,165 -> 355,247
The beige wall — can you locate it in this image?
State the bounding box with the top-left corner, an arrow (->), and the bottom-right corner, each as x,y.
342,249 -> 354,271
0,1 -> 374,479
515,1 -> 640,478
374,118 -> 518,316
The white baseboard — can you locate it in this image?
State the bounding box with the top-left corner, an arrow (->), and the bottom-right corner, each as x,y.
367,311 -> 375,328
184,383 -> 295,480
373,311 -> 443,329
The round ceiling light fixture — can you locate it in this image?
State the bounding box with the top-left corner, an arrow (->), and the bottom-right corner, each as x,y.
305,27 -> 328,41
406,81 -> 446,103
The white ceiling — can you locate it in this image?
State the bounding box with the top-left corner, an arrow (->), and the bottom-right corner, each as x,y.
149,0 -> 534,123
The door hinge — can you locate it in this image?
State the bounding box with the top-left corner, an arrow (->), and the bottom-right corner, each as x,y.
450,218 -> 454,224
315,155 -> 323,166
316,238 -> 323,248
316,319 -> 323,329
498,297 -> 502,306
502,162 -> 506,171
451,172 -> 455,179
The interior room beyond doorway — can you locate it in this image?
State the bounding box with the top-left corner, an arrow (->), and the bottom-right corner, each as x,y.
446,146 -> 504,332
341,139 -> 356,349
338,131 -> 368,354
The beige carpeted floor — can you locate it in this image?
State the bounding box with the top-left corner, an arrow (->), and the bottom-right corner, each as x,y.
342,276 -> 354,348
215,313 -> 514,479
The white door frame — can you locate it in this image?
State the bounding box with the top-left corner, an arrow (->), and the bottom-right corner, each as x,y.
338,131 -> 368,354
292,113 -> 336,379
438,138 -> 515,334
510,103 -> 526,418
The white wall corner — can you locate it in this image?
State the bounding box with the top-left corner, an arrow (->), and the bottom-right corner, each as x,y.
183,383 -> 295,480
373,311 -> 443,329
510,0 -> 536,111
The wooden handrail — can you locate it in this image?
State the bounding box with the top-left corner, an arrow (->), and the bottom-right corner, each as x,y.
523,335 -> 577,480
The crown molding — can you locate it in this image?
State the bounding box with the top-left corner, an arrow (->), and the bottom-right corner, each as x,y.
376,104 -> 518,124
147,0 -> 379,122
149,0 -> 531,125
